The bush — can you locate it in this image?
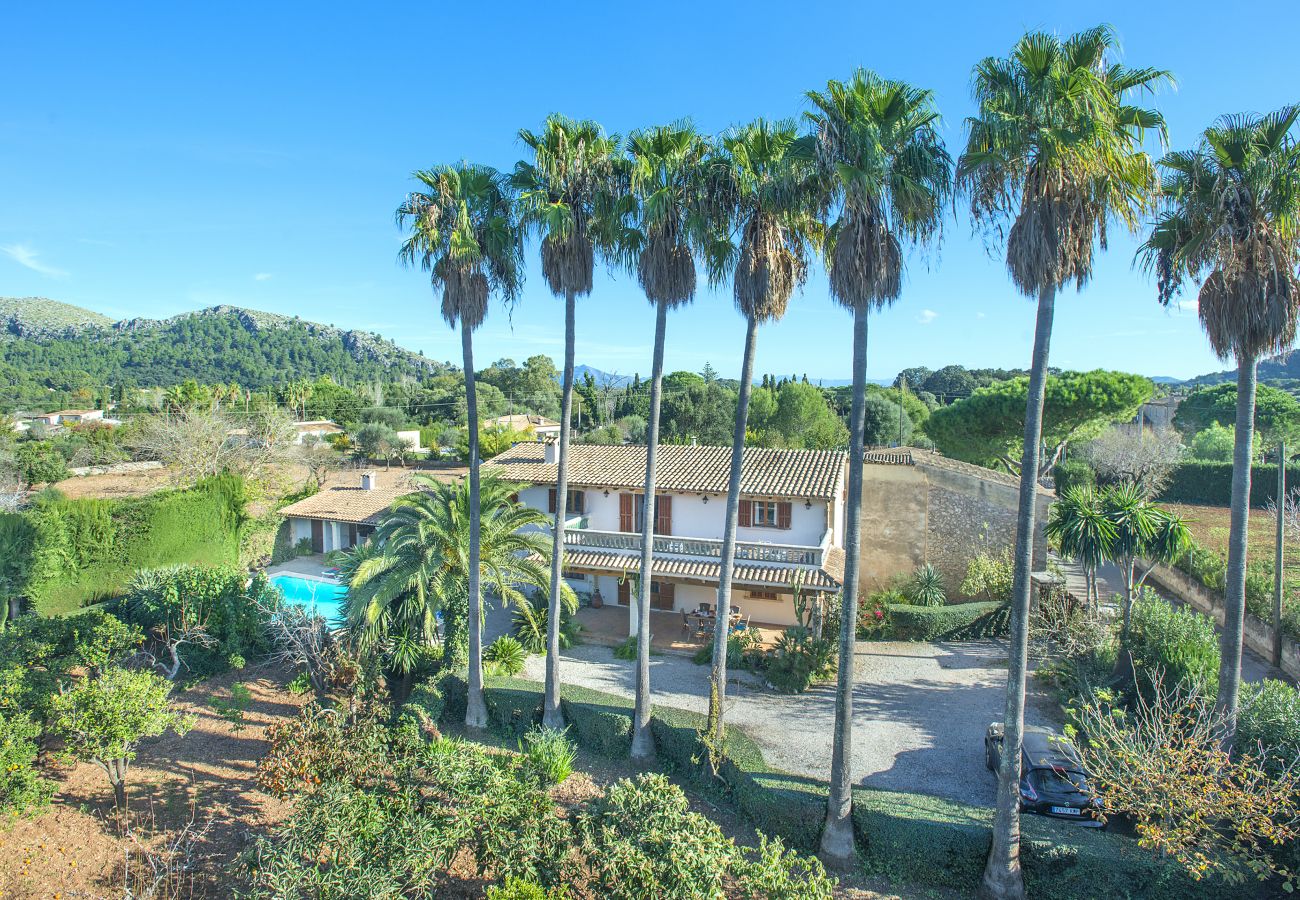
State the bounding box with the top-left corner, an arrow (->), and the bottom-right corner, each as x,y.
1238,678 -> 1300,772
763,628 -> 835,694
512,593 -> 581,655
611,635 -> 638,660
485,635 -> 527,676
731,833 -> 836,899
959,550 -> 1015,602
1052,458 -> 1096,496
1159,459 -> 1300,507
257,701 -> 395,798
0,709 -> 53,817
576,773 -> 737,900
1126,589 -> 1219,695
887,601 -> 1008,641
486,879 -> 568,900
854,591 -> 893,638
520,725 -> 576,786
905,563 -> 946,606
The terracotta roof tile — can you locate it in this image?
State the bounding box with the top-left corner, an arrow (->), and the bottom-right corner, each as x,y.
279,484 -> 412,525
485,443 -> 846,499
560,548 -> 841,591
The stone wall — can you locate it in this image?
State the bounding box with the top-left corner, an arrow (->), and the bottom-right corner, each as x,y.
857,453 -> 1051,598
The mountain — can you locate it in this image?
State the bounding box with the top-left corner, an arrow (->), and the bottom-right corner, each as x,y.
1185,352 -> 1300,389
0,296 -> 447,409
574,364 -> 633,387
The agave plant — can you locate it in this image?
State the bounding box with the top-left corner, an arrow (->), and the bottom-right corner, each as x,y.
907,564 -> 947,607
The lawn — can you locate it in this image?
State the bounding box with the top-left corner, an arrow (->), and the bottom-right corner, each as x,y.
1163,502 -> 1300,571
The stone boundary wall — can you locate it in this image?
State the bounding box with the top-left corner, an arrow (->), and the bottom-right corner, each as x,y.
66,460 -> 164,477
1145,562 -> 1300,682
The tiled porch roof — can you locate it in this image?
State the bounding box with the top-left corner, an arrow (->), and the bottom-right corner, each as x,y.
560,548 -> 841,591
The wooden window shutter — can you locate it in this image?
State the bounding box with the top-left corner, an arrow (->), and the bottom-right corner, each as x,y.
617,578 -> 630,606
777,501 -> 792,530
738,499 -> 752,527
654,581 -> 676,610
347,523 -> 358,547
655,495 -> 672,535
619,493 -> 634,532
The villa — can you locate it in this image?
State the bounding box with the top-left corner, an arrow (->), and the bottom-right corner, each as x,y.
489,413 -> 562,440
279,471 -> 410,553
483,441 -> 848,636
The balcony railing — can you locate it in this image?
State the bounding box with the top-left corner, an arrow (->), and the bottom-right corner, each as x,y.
560,527 -> 823,567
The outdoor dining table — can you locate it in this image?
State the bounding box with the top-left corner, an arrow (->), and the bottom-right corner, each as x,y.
687,611 -> 742,631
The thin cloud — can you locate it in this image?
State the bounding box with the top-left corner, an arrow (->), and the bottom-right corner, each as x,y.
253,272 -> 273,281
976,311 -> 986,319
1,243 -> 68,278
917,309 -> 939,325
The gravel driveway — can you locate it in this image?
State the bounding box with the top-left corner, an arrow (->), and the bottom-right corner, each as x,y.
521,639 -> 1061,807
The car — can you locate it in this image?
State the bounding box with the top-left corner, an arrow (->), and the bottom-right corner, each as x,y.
984,723 -> 1103,827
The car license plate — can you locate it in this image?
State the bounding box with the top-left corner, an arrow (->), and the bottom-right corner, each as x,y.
1050,806 -> 1081,816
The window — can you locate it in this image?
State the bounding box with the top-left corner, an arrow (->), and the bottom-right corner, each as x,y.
620,493 -> 672,534
746,589 -> 779,601
562,571 -> 588,582
753,501 -> 779,527
739,499 -> 791,529
548,489 -> 585,515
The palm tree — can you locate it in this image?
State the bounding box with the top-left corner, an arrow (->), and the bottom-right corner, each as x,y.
624,122 -> 712,761
396,164 -> 524,728
513,115 -> 624,730
702,119 -> 822,749
1045,485 -> 1115,606
340,474 -> 563,702
1139,107 -> 1300,735
805,70 -> 952,865
957,26 -> 1169,899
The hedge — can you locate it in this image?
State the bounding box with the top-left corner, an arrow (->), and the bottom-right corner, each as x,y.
1159,459 -> 1300,507
410,673 -> 1247,899
0,474 -> 246,616
887,601 -> 1009,641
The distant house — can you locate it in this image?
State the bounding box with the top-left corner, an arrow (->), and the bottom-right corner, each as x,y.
31,409 -> 104,427
395,429 -> 423,452
279,472 -> 411,554
294,420 -> 344,444
489,413 -> 561,440
483,442 -> 848,631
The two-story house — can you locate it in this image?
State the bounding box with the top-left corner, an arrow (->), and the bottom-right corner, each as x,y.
483,441 -> 848,634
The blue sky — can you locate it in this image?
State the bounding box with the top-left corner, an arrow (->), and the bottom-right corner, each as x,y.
3,1 -> 1298,383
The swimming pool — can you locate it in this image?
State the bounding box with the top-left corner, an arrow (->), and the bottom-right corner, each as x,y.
271,574 -> 347,623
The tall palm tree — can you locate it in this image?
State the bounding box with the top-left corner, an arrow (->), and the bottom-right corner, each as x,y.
513,115 -> 624,730
805,70 -> 952,865
702,118 -> 822,749
1045,485 -> 1115,606
958,26 -> 1169,899
396,164 -> 524,728
624,122 -> 712,760
1139,107 -> 1300,736
340,474 -> 561,702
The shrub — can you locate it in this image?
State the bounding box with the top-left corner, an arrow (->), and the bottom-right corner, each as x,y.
692,629 -> 763,670
486,879 -> 569,900
905,563 -> 946,606
577,773 -> 737,900
959,550 -> 1015,601
887,601 -> 1008,641
731,833 -> 836,899
1126,589 -> 1219,696
211,682 -> 252,731
854,591 -> 893,638
1053,458 -> 1096,496
0,709 -> 53,818
257,701 -> 395,798
1237,678 -> 1300,772
612,635 -> 638,660
520,725 -> 576,786
512,594 -> 581,655
763,628 -> 835,694
486,635 -> 527,676
1159,459 -> 1300,507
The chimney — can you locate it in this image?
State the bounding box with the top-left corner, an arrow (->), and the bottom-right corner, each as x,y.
543,438 -> 559,465
361,472 -> 376,491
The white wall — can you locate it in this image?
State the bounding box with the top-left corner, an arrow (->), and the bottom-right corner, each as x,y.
515,485 -> 830,548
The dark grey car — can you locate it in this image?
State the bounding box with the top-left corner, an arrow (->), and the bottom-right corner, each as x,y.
985,723 -> 1103,826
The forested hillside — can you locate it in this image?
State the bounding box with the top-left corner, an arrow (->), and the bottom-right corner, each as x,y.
0,298 -> 446,409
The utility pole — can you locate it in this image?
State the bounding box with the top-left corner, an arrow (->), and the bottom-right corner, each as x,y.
897,376 -> 906,447
1274,440 -> 1286,668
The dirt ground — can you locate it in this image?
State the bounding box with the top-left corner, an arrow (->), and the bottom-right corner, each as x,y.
0,664 -> 312,899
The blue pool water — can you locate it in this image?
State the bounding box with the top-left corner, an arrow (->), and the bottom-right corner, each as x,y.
271,574 -> 347,623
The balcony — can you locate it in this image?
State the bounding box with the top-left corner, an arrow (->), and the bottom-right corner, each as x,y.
558,527 -> 825,568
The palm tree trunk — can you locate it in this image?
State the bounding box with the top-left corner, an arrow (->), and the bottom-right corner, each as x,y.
1218,352 -> 1257,739
462,321 -> 487,730
707,314 -> 758,753
543,290 -> 577,730
820,304 -> 869,867
632,300 -> 668,761
982,283 -> 1055,900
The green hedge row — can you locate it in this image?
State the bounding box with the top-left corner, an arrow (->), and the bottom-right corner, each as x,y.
0,474 -> 246,616
409,674 -> 1244,899
887,601 -> 1010,641
1159,459 -> 1300,507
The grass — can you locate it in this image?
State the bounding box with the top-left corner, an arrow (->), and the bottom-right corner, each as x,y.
1163,502 -> 1300,571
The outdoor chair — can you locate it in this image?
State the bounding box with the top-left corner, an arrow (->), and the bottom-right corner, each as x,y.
698,602 -> 713,615
680,609 -> 692,637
